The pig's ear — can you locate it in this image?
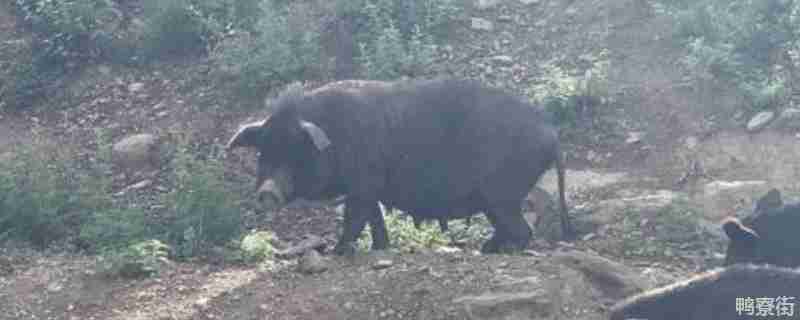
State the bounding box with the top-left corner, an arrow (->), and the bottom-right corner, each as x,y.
722,217 -> 759,242
299,120 -> 331,151
755,188 -> 783,213
226,119 -> 267,150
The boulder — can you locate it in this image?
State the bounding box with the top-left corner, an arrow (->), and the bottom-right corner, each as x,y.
112,133 -> 159,176
552,250 -> 649,300
746,111 -> 775,132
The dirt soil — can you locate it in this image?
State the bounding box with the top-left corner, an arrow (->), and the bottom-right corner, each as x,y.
0,0 -> 743,319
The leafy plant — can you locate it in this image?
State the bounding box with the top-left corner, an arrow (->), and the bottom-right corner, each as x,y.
660,0 -> 797,110
0,126 -> 87,247
209,0 -> 322,101
619,201 -> 712,258
530,52 -> 610,126
357,208 -> 449,253
240,230 -> 277,267
356,0 -> 456,79
162,130 -> 243,258
98,239 -> 171,278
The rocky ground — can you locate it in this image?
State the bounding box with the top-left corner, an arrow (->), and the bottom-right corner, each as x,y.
4,0 -> 800,319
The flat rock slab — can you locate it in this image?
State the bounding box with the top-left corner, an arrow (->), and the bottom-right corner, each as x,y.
454,289 -> 554,320
274,235 -> 327,259
553,250 -> 649,300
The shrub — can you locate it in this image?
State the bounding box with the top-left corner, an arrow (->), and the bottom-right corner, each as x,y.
6,0 -> 115,109
443,215 -> 493,247
0,37 -> 42,111
209,0 -> 322,101
355,0 -> 458,79
139,0 -> 211,58
357,208 -> 449,253
0,127 -> 87,247
79,207 -> 148,252
162,130 -> 243,258
530,51 -> 610,126
618,201 -> 719,258
659,0 -> 797,110
98,239 -> 171,278
240,230 -> 277,263
13,0 -> 120,63
74,128 -> 152,252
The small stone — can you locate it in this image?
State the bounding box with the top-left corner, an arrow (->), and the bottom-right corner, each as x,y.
98,65 -> 112,75
435,246 -> 462,254
523,250 -> 545,257
471,17 -> 494,31
128,179 -> 152,190
156,111 -> 169,118
625,131 -> 644,144
297,250 -> 328,274
128,82 -> 145,93
47,282 -> 62,293
685,136 -> 698,150
587,150 -> 599,162
497,15 -> 513,22
475,0 -> 500,9
581,233 -> 596,241
195,298 -> 209,309
565,7 -> 578,16
746,111 -> 776,132
373,259 -> 394,270
490,55 -> 514,66
557,241 -> 575,248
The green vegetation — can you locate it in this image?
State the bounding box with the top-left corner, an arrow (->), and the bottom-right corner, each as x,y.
160,129 -> 243,259
530,50 -> 610,127
0,126 -> 87,247
5,0 -> 461,109
657,0 -> 799,111
209,1 -> 323,101
357,209 -> 450,253
0,126 -> 246,277
98,239 -> 171,278
7,0 -> 799,275
239,230 -> 279,271
618,201 -> 720,258
355,0 -> 460,79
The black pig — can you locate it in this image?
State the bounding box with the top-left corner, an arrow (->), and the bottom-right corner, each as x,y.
723,188 -> 800,268
227,79 -> 573,254
609,264 -> 800,320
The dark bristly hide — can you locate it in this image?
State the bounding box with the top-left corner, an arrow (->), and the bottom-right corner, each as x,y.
609,264 -> 800,320
227,79 -> 573,254
723,188 -> 800,268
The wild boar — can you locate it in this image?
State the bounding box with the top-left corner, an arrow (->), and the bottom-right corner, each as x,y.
227,79 -> 573,254
723,188 -> 800,268
609,264 -> 800,320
